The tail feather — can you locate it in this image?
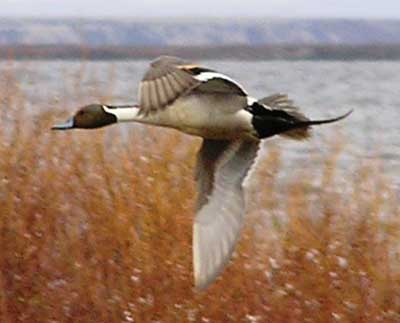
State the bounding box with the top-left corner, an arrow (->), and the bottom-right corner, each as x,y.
258,94 -> 310,140
282,109 -> 352,139
254,94 -> 352,140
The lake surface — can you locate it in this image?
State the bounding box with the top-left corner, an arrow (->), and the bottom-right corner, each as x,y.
2,60 -> 399,192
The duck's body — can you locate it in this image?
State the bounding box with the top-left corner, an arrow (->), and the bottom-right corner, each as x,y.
103,95 -> 254,139
53,56 -> 351,290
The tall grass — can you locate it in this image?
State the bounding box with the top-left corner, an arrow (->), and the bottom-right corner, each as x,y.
0,61 -> 399,322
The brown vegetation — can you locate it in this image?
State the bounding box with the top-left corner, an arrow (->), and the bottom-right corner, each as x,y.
0,62 -> 399,322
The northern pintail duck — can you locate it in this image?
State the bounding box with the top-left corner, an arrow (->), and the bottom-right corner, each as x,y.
53,56 -> 351,289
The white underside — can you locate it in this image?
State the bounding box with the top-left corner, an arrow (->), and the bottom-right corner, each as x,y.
104,95 -> 254,140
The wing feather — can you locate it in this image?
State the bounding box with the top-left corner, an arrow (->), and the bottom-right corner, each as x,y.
169,72 -> 187,93
148,81 -> 159,111
140,82 -> 151,111
155,78 -> 168,107
161,75 -> 176,103
138,56 -> 248,115
193,139 -> 260,290
138,56 -> 201,114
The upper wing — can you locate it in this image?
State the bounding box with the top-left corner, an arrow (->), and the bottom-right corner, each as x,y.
193,138 -> 260,290
138,56 -> 248,115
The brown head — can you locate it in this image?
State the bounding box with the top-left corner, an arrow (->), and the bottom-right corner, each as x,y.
51,104 -> 117,130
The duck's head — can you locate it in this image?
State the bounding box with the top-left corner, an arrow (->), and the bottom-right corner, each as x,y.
52,104 -> 117,130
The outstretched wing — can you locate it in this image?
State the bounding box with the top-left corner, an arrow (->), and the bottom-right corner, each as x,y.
138,56 -> 248,115
193,138 -> 259,289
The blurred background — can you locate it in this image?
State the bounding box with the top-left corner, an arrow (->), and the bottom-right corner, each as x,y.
0,1 -> 399,322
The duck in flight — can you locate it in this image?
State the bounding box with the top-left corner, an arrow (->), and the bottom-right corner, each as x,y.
53,56 -> 351,290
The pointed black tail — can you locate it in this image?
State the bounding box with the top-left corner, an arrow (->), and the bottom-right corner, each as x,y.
251,94 -> 352,140
300,110 -> 353,126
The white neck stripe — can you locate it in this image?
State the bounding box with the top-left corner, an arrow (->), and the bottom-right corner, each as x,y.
103,105 -> 140,122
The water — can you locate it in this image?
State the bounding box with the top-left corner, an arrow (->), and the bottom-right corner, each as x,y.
2,60 -> 399,191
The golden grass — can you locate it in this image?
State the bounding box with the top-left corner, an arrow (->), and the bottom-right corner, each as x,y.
0,62 -> 399,322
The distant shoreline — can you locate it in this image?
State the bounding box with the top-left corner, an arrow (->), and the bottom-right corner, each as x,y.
1,44 -> 400,61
